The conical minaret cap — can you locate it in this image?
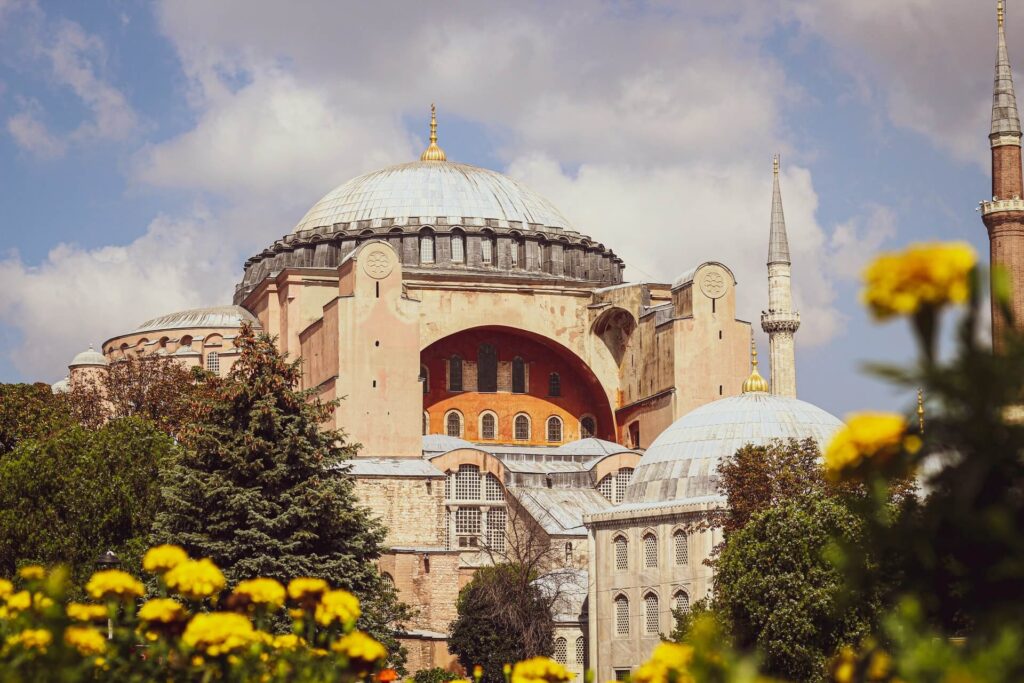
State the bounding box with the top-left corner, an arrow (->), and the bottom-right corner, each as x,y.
992,1 -> 1022,139
768,154 -> 791,265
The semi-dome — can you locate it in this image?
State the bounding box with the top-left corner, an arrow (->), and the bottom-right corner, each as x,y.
134,306 -> 260,334
624,392 -> 843,505
69,345 -> 109,368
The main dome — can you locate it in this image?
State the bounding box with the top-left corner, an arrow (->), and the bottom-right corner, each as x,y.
293,161 -> 573,233
624,392 -> 843,504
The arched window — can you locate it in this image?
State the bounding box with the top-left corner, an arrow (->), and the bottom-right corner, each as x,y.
644,593 -> 659,634
485,474 -> 504,501
451,230 -> 465,263
179,335 -> 192,349
614,595 -> 629,636
674,590 -> 690,615
598,475 -> 613,501
445,411 -> 463,438
674,530 -> 688,566
565,541 -> 573,563
419,230 -> 435,264
449,355 -> 463,391
206,351 -> 220,374
614,535 -> 628,570
455,464 -> 480,499
514,414 -> 531,441
548,372 -> 561,397
480,412 -> 496,440
382,573 -> 395,589
575,636 -> 585,666
511,356 -> 526,394
554,637 -> 567,664
481,231 -> 495,264
546,416 -> 563,443
420,365 -> 429,394
478,343 -> 497,392
580,416 -> 596,438
643,533 -> 658,568
615,468 -> 633,504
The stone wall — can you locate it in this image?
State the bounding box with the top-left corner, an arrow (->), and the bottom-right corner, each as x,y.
354,476 -> 446,547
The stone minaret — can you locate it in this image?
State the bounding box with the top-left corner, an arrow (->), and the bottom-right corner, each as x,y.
982,0 -> 1024,350
761,155 -> 800,398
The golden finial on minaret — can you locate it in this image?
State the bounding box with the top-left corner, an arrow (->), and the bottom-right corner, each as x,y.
999,0 -> 1006,29
742,333 -> 771,394
420,103 -> 447,162
773,153 -> 780,175
917,388 -> 925,433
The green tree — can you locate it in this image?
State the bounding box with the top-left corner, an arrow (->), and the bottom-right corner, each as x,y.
0,383 -> 74,456
448,563 -> 554,683
151,325 -> 410,664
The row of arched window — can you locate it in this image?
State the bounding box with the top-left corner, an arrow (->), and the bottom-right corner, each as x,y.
440,410 -> 572,442
418,230 -> 583,275
437,352 -> 562,397
596,467 -> 634,503
552,635 -> 586,667
613,530 -> 689,571
613,590 -> 690,637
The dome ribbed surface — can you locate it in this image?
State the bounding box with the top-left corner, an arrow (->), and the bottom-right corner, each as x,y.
69,347 -> 108,367
135,306 -> 259,333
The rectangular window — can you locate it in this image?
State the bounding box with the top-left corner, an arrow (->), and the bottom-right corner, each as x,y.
455,507 -> 480,534
614,538 -> 628,570
455,466 -> 481,500
486,507 -> 506,552
674,532 -> 688,566
451,234 -> 465,263
205,352 -> 220,374
420,235 -> 435,264
615,597 -> 629,635
482,238 -> 493,264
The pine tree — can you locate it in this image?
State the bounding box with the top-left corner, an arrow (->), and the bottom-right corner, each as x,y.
152,325 -> 410,663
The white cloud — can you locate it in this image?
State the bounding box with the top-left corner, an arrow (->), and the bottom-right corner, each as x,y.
828,204 -> 898,280
7,106 -> 65,159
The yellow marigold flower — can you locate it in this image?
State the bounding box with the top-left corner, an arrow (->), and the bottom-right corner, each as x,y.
0,578 -> 12,600
331,630 -> 387,663
287,577 -> 329,601
86,570 -> 144,602
473,664 -> 484,679
825,412 -> 919,479
6,591 -> 31,612
511,656 -> 573,683
315,589 -> 361,628
64,626 -> 106,656
143,545 -> 189,574
271,633 -> 305,650
138,598 -> 188,624
866,650 -> 892,680
233,578 -> 286,609
862,242 -> 975,320
164,559 -> 225,600
182,612 -> 257,657
649,642 -> 693,671
17,565 -> 45,581
831,646 -> 857,683
5,628 -> 52,653
67,603 -> 108,622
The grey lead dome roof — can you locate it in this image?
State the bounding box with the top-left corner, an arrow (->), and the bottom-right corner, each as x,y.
293,161 -> 574,233
134,306 -> 260,333
624,392 -> 843,504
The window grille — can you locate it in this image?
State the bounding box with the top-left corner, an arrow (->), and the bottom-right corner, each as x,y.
547,416 -> 562,443
548,372 -> 561,396
643,534 -> 658,568
487,507 -> 506,552
455,464 -> 480,499
614,595 -> 629,636
455,507 -> 480,534
446,412 -> 462,438
554,638 -> 567,664
514,414 -> 530,441
206,352 -> 220,374
598,476 -> 613,501
615,468 -> 633,503
674,590 -> 690,615
482,236 -> 494,264
575,636 -> 585,665
451,232 -> 465,263
420,234 -> 435,264
614,536 -> 628,570
512,357 -> 525,394
449,356 -> 463,391
481,413 -> 496,440
444,509 -> 451,549
478,344 -> 497,392
511,239 -> 520,267
444,472 -> 451,499
485,474 -> 504,501
674,530 -> 688,566
580,416 -> 596,438
382,573 -> 394,588
644,593 -> 659,634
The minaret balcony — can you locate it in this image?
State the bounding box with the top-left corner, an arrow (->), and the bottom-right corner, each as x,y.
761,311 -> 800,333
981,198 -> 1024,216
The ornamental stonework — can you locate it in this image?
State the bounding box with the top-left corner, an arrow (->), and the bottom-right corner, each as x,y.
363,248 -> 394,280
700,270 -> 726,299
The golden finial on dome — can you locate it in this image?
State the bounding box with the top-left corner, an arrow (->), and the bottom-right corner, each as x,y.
917,388 -> 925,433
742,334 -> 771,394
999,0 -> 1005,29
420,103 -> 447,162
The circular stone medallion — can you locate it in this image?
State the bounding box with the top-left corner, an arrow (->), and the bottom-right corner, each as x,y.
700,270 -> 726,299
363,249 -> 394,279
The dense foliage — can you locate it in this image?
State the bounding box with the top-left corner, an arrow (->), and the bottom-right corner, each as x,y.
0,383 -> 73,456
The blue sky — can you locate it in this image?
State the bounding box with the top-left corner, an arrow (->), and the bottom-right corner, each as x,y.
0,0 -> 1008,418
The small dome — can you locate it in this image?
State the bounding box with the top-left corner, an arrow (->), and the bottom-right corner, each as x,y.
69,345 -> 108,367
624,393 -> 843,504
422,434 -> 474,453
51,377 -> 70,394
554,438 -> 636,457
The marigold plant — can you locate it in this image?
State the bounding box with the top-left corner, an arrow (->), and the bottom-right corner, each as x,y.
862,241 -> 975,320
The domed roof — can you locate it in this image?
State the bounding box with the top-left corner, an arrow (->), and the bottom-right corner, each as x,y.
134,306 -> 259,333
69,345 -> 108,367
293,161 -> 573,233
51,377 -> 70,394
624,392 -> 843,505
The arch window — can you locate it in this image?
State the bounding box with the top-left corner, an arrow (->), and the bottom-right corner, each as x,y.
548,372 -> 561,397
674,590 -> 690,615
485,474 -> 504,501
575,636 -> 585,665
419,231 -> 435,264
580,416 -> 596,439
451,230 -> 465,263
179,335 -> 192,349
478,343 -> 497,392
455,464 -> 480,499
420,365 -> 429,394
448,355 -> 463,391
514,414 -> 531,441
381,573 -> 395,589
546,416 -> 563,443
480,412 -> 496,440
614,535 -> 628,570
643,533 -> 658,568
674,530 -> 689,566
598,476 -> 613,501
615,468 -> 633,504
554,637 -> 567,665
206,351 -> 220,374
644,593 -> 659,634
445,411 -> 463,438
481,232 -> 495,264
511,356 -> 526,394
614,595 -> 629,636
487,507 -> 506,552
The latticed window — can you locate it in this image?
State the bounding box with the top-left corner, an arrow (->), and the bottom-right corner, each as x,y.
487,507 -> 506,552
206,352 -> 220,374
643,534 -> 658,568
512,357 -> 525,394
420,233 -> 435,263
547,416 -> 562,443
482,235 -> 494,264
614,536 -> 628,570
444,509 -> 451,549
446,412 -> 463,438
548,372 -> 561,396
581,416 -> 596,438
455,464 -> 480,499
514,414 -> 530,441
481,413 -> 496,440
455,507 -> 480,534
553,638 -> 567,665
485,474 -> 504,501
575,636 -> 585,665
674,530 -> 688,566
615,468 -> 633,503
614,595 -> 629,636
598,476 -> 613,501
449,356 -> 463,391
451,232 -> 465,263
444,472 -> 451,499
644,593 -> 659,634
478,344 -> 497,392
674,590 -> 690,615
382,573 -> 394,589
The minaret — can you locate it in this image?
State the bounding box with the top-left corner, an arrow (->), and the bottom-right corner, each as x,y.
982,0 -> 1024,350
761,155 -> 801,398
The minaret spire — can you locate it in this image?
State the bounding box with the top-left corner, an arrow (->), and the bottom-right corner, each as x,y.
420,104 -> 447,162
992,1 -> 1022,145
761,155 -> 801,398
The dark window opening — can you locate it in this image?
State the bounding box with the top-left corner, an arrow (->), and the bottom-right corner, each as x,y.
581,416 -> 596,438
375,282 -> 380,298
478,344 -> 497,393
512,357 -> 526,394
548,372 -> 561,397
628,421 -> 640,449
719,384 -> 723,395
449,356 -> 463,391
712,298 -> 716,313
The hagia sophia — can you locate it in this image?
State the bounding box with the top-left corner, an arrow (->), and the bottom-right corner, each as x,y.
49,4 -> 1024,679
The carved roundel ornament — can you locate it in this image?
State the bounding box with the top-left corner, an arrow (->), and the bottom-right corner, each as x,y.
363,248 -> 394,280
700,270 -> 726,299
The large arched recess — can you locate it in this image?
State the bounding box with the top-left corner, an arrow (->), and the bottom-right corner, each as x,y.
421,325 -> 616,444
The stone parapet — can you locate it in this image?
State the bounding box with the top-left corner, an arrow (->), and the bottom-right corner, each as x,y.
760,311 -> 800,333
981,198 -> 1024,216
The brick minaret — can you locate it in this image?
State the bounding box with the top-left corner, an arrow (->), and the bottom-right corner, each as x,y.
761,155 -> 800,397
983,0 -> 1024,350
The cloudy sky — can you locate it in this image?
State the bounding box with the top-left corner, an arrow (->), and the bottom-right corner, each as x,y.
0,0 -> 1010,417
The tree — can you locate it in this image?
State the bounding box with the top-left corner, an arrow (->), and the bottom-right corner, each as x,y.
448,563 -> 554,683
0,383 -> 74,456
151,325 -> 410,663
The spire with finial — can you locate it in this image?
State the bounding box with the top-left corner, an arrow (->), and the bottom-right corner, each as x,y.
742,333 -> 770,394
768,154 -> 790,265
917,388 -> 925,433
992,0 -> 1022,142
420,104 -> 447,162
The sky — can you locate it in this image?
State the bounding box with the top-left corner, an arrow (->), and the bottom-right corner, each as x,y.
0,0 -> 1011,418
